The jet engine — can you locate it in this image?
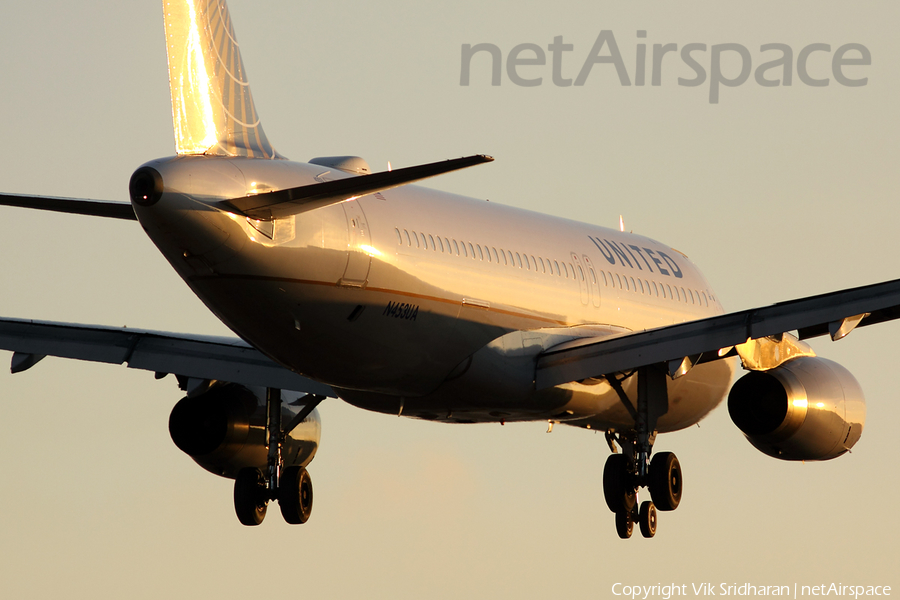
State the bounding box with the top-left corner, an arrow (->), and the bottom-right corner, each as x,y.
168,382 -> 320,478
727,356 -> 865,461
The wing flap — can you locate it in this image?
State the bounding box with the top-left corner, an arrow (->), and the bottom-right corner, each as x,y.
536,278 -> 900,389
0,318 -> 333,396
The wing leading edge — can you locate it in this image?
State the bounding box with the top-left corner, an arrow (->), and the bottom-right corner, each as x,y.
0,318 -> 333,396
536,278 -> 900,389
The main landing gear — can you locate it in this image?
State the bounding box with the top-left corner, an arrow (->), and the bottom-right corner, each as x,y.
233,388 -> 323,526
602,365 -> 682,539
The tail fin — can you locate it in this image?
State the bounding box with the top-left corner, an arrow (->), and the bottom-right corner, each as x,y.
163,0 -> 280,158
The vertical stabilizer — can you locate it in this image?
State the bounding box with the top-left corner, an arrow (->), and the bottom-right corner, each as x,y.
163,0 -> 279,158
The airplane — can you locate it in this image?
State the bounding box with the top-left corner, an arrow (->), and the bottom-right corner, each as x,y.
0,0 -> 896,539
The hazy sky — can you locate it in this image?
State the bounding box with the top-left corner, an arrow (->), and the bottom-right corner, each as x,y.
1,1 -> 898,598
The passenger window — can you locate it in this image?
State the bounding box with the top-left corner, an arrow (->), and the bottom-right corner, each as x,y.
444,237 -> 451,253
477,245 -> 484,260
638,279 -> 644,294
508,250 -> 515,265
412,231 -> 420,248
630,277 -> 636,291
420,233 -> 428,249
702,291 -> 708,306
452,239 -> 459,255
404,229 -> 412,246
539,257 -> 546,273
554,260 -> 561,275
461,241 -> 467,257
428,234 -> 436,251
468,242 -> 475,258
492,248 -> 499,263
681,287 -> 687,303
589,269 -> 597,285
437,237 -> 444,252
395,228 -> 402,244
515,253 -> 523,268
577,265 -> 584,281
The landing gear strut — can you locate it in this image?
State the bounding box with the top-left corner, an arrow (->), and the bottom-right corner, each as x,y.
233,388 -> 324,526
603,365 -> 681,538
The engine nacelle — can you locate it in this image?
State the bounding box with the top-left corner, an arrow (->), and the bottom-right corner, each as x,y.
168,382 -> 320,479
727,356 -> 865,461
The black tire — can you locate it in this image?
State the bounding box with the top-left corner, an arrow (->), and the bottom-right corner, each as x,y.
649,452 -> 682,511
279,466 -> 313,525
615,510 -> 634,539
639,501 -> 657,538
234,467 -> 268,526
603,454 -> 636,513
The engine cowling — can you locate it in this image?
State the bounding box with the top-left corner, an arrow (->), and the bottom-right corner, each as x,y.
727,356 -> 865,461
168,382 -> 320,479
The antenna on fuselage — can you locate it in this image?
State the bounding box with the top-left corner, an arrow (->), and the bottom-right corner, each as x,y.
619,215 -> 625,232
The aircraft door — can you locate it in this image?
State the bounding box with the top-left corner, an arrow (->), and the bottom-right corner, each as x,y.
340,200 -> 371,287
571,252 -> 590,306
583,255 -> 602,308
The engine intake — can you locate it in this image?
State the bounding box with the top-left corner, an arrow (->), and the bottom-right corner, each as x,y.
169,382 -> 320,479
727,356 -> 865,461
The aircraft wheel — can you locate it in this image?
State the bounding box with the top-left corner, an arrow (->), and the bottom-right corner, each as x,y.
649,452 -> 682,511
603,454 -> 636,513
234,467 -> 268,526
639,501 -> 657,538
615,510 -> 634,539
279,465 -> 313,524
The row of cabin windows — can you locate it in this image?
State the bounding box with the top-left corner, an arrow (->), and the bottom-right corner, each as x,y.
395,228 -> 579,278
605,271 -> 710,307
394,227 -> 711,308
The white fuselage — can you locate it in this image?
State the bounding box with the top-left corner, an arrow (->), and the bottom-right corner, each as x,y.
132,156 -> 735,434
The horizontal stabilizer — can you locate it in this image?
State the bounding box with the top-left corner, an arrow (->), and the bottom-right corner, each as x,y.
221,154 -> 494,220
0,193 -> 136,221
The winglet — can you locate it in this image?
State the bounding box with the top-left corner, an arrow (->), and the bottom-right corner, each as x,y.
163,0 -> 279,158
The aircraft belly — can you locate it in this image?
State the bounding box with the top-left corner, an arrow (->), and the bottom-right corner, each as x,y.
338,333 -> 735,429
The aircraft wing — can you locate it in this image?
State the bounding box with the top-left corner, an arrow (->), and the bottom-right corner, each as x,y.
536,278 -> 900,389
0,318 -> 334,396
